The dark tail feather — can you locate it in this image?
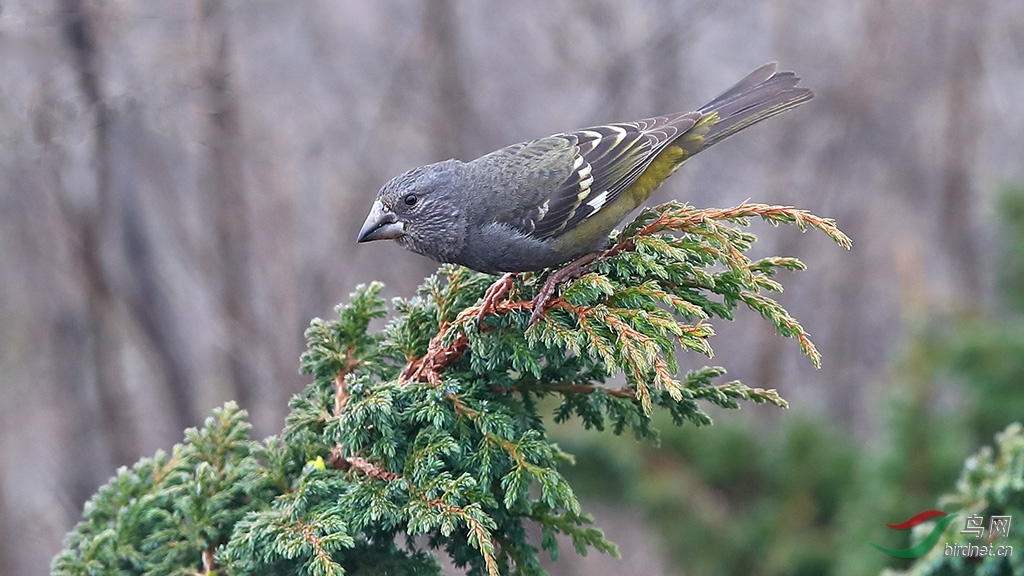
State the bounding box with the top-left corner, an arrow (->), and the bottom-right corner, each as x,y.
698,63 -> 813,148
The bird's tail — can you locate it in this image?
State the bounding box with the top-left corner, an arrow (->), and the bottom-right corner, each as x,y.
696,62 -> 813,149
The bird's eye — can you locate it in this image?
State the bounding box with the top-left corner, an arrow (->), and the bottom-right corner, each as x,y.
403,193 -> 418,206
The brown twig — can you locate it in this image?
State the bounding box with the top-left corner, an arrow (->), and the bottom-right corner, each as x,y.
333,346 -> 361,415
198,547 -> 216,575
325,346 -> 400,481
325,444 -> 400,481
401,323 -> 471,386
333,371 -> 349,415
345,456 -> 399,481
402,297 -> 533,386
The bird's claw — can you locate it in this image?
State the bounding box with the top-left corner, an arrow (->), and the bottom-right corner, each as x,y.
528,252 -> 602,326
475,253 -> 603,328
477,273 -> 515,326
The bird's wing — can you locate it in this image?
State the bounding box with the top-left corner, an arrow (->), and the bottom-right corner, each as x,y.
502,112 -> 701,241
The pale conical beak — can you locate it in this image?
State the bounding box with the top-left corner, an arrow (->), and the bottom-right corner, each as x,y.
357,200 -> 405,242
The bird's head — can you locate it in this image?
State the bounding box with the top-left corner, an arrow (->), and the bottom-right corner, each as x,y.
357,159 -> 468,262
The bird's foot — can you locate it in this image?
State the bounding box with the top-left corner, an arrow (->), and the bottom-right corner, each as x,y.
477,272 -> 515,325
529,252 -> 602,326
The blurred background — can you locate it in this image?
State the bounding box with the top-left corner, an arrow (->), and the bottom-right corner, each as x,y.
2,0 -> 1023,574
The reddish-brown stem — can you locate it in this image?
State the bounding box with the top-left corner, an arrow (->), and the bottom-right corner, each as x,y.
199,547 -> 216,575
326,346 -> 399,481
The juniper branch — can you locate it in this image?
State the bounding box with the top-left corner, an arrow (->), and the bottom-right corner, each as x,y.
54,201 -> 847,576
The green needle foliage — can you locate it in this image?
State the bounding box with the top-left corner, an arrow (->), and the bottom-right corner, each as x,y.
51,403 -> 278,576
884,423 -> 1024,576
53,201 -> 850,576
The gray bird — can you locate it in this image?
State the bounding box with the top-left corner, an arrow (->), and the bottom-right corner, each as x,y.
358,63 -> 812,321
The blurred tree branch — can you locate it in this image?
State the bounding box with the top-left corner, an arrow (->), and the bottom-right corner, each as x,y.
199,0 -> 261,417
938,0 -> 987,300
57,0 -> 138,493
